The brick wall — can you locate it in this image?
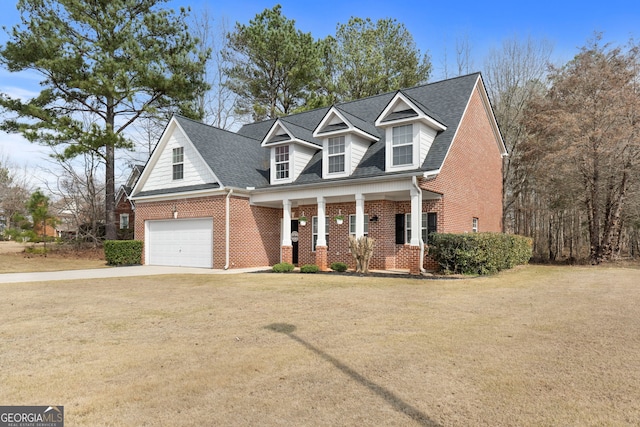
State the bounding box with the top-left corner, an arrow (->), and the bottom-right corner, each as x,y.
134,194 -> 280,269
115,193 -> 135,239
422,85 -> 503,233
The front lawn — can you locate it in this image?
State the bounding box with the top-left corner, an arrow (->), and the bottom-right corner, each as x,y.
1,266 -> 639,426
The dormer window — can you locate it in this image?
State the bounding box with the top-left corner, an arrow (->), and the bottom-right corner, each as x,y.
275,145 -> 289,180
392,124 -> 413,166
328,136 -> 345,174
172,147 -> 184,180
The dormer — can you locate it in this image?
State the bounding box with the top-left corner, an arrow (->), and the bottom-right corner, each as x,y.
261,119 -> 320,185
313,107 -> 379,179
375,92 -> 447,172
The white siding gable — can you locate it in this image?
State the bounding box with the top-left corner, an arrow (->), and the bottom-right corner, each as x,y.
350,134 -> 369,173
140,123 -> 218,192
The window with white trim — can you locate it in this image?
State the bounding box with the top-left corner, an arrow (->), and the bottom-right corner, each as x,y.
312,216 -> 329,251
406,212 -> 438,243
172,147 -> 184,180
349,214 -> 369,235
328,136 -> 345,174
119,213 -> 129,229
472,217 -> 479,233
392,124 -> 413,166
275,145 -> 290,180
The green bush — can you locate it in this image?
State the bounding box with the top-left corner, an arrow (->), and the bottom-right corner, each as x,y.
330,262 -> 348,272
104,240 -> 143,266
272,262 -> 295,273
300,264 -> 319,273
429,232 -> 532,275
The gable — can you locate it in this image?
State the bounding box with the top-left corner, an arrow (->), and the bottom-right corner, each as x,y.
134,119 -> 219,194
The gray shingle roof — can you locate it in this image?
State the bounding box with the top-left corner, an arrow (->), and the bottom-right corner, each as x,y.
167,73 -> 481,190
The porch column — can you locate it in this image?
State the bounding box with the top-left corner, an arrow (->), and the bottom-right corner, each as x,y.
281,199 -> 292,264
409,183 -> 423,275
315,197 -> 328,271
355,193 -> 365,238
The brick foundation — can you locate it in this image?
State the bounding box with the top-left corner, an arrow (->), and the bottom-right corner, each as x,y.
315,246 -> 328,271
281,245 -> 293,264
408,245 -> 422,275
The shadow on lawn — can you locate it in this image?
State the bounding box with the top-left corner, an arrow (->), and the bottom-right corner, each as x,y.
265,323 -> 442,427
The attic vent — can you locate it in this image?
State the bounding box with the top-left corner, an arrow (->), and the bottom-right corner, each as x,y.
382,109 -> 419,123
318,122 -> 349,134
269,133 -> 291,143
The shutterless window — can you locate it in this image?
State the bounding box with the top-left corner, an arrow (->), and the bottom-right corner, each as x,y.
312,216 -> 329,251
472,217 -> 479,233
119,213 -> 129,229
172,147 -> 184,180
349,214 -> 369,235
328,136 -> 345,173
392,124 -> 413,166
275,145 -> 289,179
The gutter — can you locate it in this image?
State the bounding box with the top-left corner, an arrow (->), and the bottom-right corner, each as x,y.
412,176 -> 426,274
224,188 -> 233,270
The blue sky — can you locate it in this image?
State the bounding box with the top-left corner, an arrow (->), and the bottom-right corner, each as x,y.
1,0 -> 639,183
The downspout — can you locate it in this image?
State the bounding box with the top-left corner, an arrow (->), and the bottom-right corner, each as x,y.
412,176 -> 426,274
224,188 -> 233,270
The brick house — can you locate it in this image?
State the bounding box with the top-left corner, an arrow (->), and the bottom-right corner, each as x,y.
130,73 -> 506,274
115,164 -> 144,239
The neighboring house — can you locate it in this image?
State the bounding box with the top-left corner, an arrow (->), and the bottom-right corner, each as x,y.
130,73 -> 507,273
115,164 -> 144,239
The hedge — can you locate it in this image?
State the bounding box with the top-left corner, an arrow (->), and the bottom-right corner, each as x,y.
104,240 -> 143,266
272,262 -> 295,273
300,264 -> 319,273
330,262 -> 348,272
428,232 -> 532,275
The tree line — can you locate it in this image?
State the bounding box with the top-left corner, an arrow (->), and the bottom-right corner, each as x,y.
1,1 -> 639,263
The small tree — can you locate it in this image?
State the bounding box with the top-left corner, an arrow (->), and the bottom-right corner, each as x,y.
26,190 -> 57,250
348,235 -> 375,274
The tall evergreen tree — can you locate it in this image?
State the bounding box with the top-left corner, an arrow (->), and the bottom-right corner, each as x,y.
333,17 -> 431,101
224,5 -> 322,121
0,0 -> 208,240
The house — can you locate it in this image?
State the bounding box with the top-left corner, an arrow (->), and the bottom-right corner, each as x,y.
130,73 -> 506,274
115,164 -> 144,239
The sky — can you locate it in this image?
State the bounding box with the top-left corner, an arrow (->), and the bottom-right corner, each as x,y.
1,0 -> 639,188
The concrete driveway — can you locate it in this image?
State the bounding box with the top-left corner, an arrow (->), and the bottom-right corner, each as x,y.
0,265 -> 270,284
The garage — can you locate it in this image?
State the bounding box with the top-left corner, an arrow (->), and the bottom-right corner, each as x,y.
146,218 -> 213,268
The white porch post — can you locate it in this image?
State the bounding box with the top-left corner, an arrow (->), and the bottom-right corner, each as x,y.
410,185 -> 423,246
282,199 -> 292,246
316,197 -> 327,246
355,193 -> 365,238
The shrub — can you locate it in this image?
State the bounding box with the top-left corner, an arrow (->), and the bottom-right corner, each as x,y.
272,262 -> 295,273
330,262 -> 348,272
300,264 -> 319,273
429,232 -> 532,275
104,240 -> 142,266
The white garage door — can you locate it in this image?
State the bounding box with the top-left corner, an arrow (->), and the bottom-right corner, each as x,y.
147,218 -> 213,268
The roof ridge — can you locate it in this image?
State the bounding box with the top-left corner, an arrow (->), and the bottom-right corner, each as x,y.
174,114 -> 261,141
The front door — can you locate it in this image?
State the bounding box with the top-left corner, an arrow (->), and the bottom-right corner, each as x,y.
291,220 -> 299,265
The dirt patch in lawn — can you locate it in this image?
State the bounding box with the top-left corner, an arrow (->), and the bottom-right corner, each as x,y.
1,265 -> 639,426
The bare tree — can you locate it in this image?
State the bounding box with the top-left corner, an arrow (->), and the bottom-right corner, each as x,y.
524,35 -> 640,263
0,151 -> 33,233
483,35 -> 554,234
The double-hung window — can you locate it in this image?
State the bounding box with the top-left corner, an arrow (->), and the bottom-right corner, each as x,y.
275,146 -> 289,180
328,136 -> 345,174
349,214 -> 369,236
172,147 -> 184,180
312,216 -> 329,251
119,213 -> 129,229
392,124 -> 413,166
406,212 -> 437,243
472,217 -> 479,233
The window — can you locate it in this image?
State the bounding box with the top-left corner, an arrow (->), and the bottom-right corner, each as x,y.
275,145 -> 289,180
472,217 -> 479,233
328,136 -> 345,173
119,213 -> 129,229
312,216 -> 329,251
404,212 -> 437,243
172,147 -> 184,180
349,214 -> 369,235
392,124 -> 413,166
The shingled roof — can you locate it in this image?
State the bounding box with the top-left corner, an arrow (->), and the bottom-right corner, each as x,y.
172,72 -> 483,189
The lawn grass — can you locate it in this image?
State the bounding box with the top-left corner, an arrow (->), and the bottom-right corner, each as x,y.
0,242 -> 107,273
1,265 -> 639,426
